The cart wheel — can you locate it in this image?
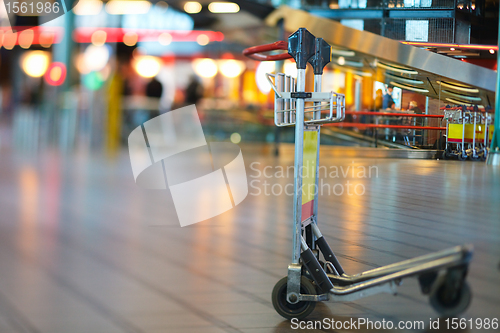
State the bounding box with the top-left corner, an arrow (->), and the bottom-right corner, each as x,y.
442,150 -> 448,160
272,276 -> 316,320
458,152 -> 467,161
480,150 -> 487,161
430,281 -> 471,317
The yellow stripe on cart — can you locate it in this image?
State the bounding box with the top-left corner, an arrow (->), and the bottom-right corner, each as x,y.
301,130 -> 318,221
448,124 -> 495,143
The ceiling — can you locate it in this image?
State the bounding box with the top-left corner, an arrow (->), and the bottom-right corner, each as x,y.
162,0 -> 274,28
265,6 -> 497,108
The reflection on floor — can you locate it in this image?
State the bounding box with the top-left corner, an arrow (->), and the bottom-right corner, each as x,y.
0,145 -> 499,333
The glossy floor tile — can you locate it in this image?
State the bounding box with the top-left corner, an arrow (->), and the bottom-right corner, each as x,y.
0,144 -> 499,332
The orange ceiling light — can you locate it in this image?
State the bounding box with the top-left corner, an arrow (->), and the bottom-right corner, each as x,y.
401,41 -> 498,51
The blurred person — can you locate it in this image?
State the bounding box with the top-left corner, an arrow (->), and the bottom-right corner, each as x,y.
132,77 -> 164,127
382,85 -> 395,109
145,76 -> 163,119
409,100 -> 423,125
373,89 -> 383,111
146,77 -> 163,99
185,75 -> 203,105
409,100 -> 422,115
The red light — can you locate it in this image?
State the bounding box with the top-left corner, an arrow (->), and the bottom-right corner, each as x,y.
72,28 -> 224,44
221,52 -> 234,59
44,62 -> 66,86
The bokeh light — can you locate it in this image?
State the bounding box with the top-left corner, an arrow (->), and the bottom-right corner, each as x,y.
84,45 -> 110,72
184,1 -> 202,13
74,0 -> 103,15
44,62 -> 67,86
21,51 -> 50,78
219,59 -> 245,78
230,132 -> 241,144
255,61 -> 275,94
193,58 -> 218,78
106,0 -> 151,15
91,30 -> 107,46
123,32 -> 138,46
134,56 -> 161,78
39,32 -> 55,48
196,34 -> 209,46
284,60 -> 297,77
3,31 -> 17,50
158,32 -> 172,45
83,72 -> 105,91
208,2 -> 239,13
18,30 -> 34,49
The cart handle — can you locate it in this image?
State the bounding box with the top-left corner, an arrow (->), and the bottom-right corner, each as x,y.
242,41 -> 292,61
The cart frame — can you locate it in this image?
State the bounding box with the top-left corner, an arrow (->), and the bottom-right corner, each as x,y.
243,28 -> 473,320
443,106 -> 493,161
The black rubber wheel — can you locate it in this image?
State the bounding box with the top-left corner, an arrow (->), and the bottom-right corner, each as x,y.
430,281 -> 471,317
480,150 -> 487,161
442,146 -> 453,160
458,152 -> 467,161
272,276 -> 316,320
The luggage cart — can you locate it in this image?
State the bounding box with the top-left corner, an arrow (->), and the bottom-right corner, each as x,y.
478,107 -> 495,160
244,28 -> 473,320
443,106 -> 493,161
469,108 -> 483,160
443,106 -> 469,160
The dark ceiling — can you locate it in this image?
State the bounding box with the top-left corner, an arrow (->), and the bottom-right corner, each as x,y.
162,0 -> 275,28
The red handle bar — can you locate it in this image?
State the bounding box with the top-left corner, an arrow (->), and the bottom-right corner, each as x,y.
242,41 -> 292,61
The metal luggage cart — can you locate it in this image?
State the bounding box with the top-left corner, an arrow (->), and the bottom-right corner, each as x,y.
443,107 -> 469,160
244,28 -> 473,320
478,108 -> 495,159
443,106 -> 493,161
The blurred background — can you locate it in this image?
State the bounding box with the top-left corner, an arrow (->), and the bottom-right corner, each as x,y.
1,0 -> 497,154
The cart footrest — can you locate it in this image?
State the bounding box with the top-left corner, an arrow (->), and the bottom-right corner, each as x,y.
301,248 -> 334,293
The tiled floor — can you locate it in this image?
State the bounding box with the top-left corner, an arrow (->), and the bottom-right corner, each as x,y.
0,144 -> 499,333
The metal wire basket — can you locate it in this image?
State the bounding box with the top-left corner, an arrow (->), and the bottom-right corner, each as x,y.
266,73 -> 345,127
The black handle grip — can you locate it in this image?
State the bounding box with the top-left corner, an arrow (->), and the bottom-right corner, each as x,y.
288,28 -> 316,70
308,38 -> 331,75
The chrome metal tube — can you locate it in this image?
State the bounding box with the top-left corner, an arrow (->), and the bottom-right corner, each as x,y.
275,74 -> 285,125
292,68 -> 306,264
424,96 -> 429,146
285,75 -> 291,124
313,74 -> 322,120
462,110 -> 465,152
312,75 -> 321,227
473,111 -> 477,156
484,112 -> 489,147
358,245 -> 471,278
330,254 -> 468,296
291,77 -> 296,123
311,222 -> 323,239
300,236 -> 309,251
327,245 -> 471,282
